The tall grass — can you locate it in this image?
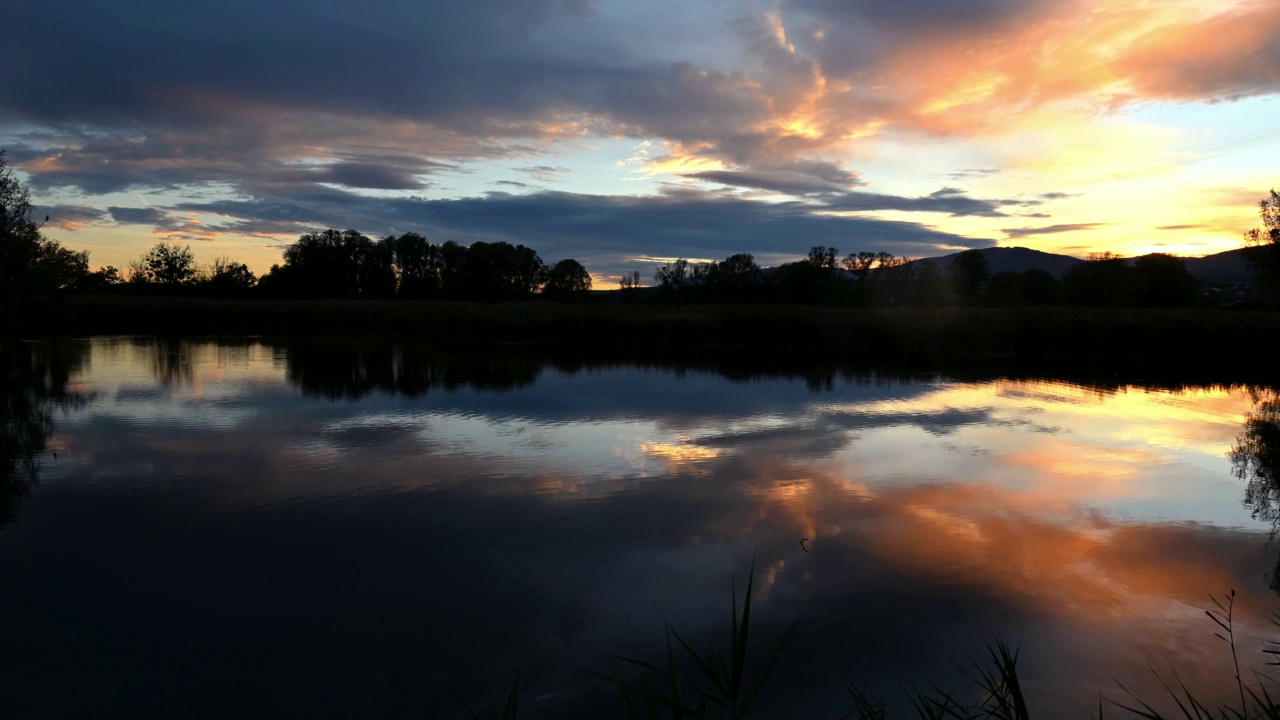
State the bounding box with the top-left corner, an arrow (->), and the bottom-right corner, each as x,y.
574,580 -> 1280,720
585,560 -> 797,719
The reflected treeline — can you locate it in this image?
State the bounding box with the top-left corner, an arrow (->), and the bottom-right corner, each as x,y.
134,336 -> 259,386
269,340 -> 1253,400
1,341 -> 89,528
1231,388 -> 1280,590
281,343 -> 546,399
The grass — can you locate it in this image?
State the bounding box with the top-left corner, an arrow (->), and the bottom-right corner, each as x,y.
12,296 -> 1280,382
585,559 -> 797,719
478,573 -> 1280,719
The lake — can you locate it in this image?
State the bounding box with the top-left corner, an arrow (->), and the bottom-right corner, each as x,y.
2,337 -> 1279,718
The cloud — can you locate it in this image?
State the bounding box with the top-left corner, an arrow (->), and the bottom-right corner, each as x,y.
826,187 -> 1037,218
173,185 -> 994,273
1003,222 -> 1105,239
41,204 -> 109,231
520,165 -> 571,183
4,0 -> 1279,270
108,207 -> 169,226
685,161 -> 863,195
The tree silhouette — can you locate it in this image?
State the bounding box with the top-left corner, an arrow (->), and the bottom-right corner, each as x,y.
1,150 -> 90,306
1244,190 -> 1280,301
1,342 -> 89,529
1230,388 -> 1280,591
388,232 -> 442,299
198,256 -> 257,295
265,229 -> 394,299
806,245 -> 838,269
1062,253 -> 1139,306
1133,253 -> 1199,307
543,258 -> 592,298
654,258 -> 691,293
131,242 -> 197,285
459,241 -> 546,301
947,249 -> 990,303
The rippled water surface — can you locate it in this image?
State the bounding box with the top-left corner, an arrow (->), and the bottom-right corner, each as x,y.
2,338 -> 1279,718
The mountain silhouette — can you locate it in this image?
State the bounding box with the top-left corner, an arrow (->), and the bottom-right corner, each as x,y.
922,246 -> 1254,285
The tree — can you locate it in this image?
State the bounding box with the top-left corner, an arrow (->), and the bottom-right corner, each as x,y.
274,229 -> 389,299
459,241 -> 546,300
616,267 -> 640,289
947,249 -> 990,302
1,150 -> 89,300
1133,253 -> 1199,307
654,258 -> 690,291
543,258 -> 592,297
712,253 -> 763,301
1062,253 -> 1138,307
1245,189 -> 1280,300
388,232 -> 442,299
199,256 -> 257,294
132,242 -> 197,285
77,265 -> 122,292
806,245 -> 839,269
0,150 -> 43,301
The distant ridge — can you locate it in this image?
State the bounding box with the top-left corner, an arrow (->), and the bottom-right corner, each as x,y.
920,247 -> 1083,279
919,245 -> 1255,285
1182,247 -> 1253,285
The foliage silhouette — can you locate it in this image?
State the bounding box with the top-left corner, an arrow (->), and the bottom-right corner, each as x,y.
544,258 -> 592,298
1,150 -> 93,315
1244,190 -> 1280,303
130,242 -> 198,286
1231,387 -> 1280,591
0,341 -> 88,529
197,256 -> 257,296
948,249 -> 991,303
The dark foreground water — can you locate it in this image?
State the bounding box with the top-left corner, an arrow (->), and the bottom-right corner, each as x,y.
3,338 -> 1280,718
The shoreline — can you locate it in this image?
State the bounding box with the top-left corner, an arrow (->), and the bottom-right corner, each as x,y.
9,295 -> 1280,386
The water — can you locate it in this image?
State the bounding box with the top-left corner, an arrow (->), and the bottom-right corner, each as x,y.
2,337 -> 1278,718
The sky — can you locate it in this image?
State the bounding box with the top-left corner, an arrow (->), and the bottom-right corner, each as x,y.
2,0 -> 1279,284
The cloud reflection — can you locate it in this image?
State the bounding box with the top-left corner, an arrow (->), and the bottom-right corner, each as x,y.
4,339 -> 1278,716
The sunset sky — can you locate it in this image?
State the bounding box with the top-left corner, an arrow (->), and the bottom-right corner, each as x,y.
3,0 -> 1279,283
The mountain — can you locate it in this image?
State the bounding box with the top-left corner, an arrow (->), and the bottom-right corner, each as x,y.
919,246 -> 1083,278
921,245 -> 1255,286
1182,247 -> 1254,285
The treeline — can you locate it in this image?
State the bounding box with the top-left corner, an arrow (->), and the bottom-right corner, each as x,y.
11,231 -> 593,302
256,230 -> 590,301
638,246 -> 1206,308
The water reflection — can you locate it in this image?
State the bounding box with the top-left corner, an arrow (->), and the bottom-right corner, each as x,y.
1232,388 -> 1280,590
0,341 -> 88,528
1,338 -> 1278,718
283,342 -> 544,399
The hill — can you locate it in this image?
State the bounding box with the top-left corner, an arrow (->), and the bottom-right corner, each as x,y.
921,246 -> 1255,286
920,246 -> 1083,278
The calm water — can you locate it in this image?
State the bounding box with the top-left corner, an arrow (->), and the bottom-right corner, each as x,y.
2,338 -> 1280,718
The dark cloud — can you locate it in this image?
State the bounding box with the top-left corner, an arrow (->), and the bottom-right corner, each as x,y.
41,204 -> 110,230
685,162 -> 863,195
174,185 -> 994,273
108,207 -> 169,226
1157,224 -> 1208,231
825,186 -> 1035,218
312,161 -> 439,190
1003,223 -> 1105,239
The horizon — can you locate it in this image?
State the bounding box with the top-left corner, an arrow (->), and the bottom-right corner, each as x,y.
3,0 -> 1278,283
